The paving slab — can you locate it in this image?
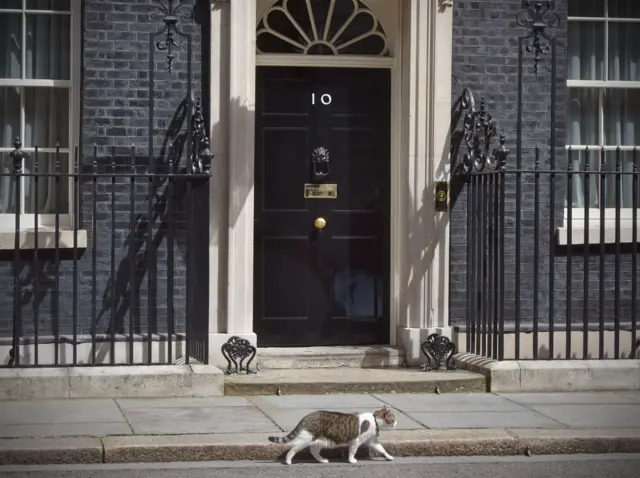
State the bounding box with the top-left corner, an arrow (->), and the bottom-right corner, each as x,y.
527,404 -> 640,429
116,396 -> 253,410
247,393 -> 385,410
261,407 -> 425,432
373,393 -> 527,413
407,410 -> 567,429
499,391 -> 640,405
121,405 -> 282,435
0,399 -> 126,425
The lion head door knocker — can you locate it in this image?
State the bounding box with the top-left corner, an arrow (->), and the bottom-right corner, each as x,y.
311,146 -> 330,180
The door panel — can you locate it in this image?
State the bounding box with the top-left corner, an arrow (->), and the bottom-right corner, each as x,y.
254,66 -> 390,347
262,127 -> 309,211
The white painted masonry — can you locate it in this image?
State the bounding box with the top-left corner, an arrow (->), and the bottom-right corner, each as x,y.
207,0 -> 454,368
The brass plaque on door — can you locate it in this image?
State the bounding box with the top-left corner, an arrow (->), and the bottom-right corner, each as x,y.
304,183 -> 338,199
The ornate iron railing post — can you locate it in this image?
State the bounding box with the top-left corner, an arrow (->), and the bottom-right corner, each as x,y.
9,137 -> 27,367
190,97 -> 214,174
515,0 -> 559,360
516,0 -> 560,76
448,90 -> 509,365
455,88 -> 503,175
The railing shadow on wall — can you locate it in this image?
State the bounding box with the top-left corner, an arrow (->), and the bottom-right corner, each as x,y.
0,0 -> 215,368
2,99 -> 212,368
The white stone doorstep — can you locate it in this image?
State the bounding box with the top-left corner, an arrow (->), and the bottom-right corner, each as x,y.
0,365 -> 225,401
1,429 -> 640,465
454,353 -> 640,393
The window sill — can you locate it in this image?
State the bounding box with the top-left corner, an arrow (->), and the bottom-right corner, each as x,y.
556,223 -> 640,246
0,228 -> 88,250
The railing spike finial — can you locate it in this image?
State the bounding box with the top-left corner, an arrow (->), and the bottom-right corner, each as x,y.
10,137 -> 26,173
493,134 -> 510,171
190,97 -> 214,174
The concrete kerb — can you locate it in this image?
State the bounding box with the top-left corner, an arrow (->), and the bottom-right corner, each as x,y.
453,353 -> 640,392
0,365 -> 225,400
2,429 -> 640,465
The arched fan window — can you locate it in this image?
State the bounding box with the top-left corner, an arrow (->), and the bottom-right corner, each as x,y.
257,0 -> 389,56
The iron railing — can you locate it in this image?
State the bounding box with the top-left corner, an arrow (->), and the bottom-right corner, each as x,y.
1,110 -> 211,368
451,1 -> 639,361
456,145 -> 640,361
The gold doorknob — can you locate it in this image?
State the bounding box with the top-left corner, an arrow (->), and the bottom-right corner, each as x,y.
314,217 -> 327,229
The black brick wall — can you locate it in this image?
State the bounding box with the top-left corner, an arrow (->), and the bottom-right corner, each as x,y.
449,0 -> 639,340
0,0 -> 208,342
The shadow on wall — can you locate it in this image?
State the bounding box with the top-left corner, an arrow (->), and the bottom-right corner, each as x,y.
400,89 -> 458,329
92,97 -> 195,362
207,94 -> 255,333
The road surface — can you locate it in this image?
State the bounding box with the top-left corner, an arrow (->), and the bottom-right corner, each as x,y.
2,454 -> 639,477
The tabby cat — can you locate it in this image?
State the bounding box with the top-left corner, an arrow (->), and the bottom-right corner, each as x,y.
268,405 -> 397,465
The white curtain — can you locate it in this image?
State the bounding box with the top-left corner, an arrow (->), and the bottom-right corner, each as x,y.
568,16 -> 640,208
0,10 -> 70,215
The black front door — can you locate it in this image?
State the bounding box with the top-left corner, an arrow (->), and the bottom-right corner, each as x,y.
254,66 -> 390,347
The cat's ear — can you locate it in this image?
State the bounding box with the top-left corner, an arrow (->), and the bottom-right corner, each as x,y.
382,405 -> 388,411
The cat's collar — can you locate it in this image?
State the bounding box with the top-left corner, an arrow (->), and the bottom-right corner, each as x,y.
373,414 -> 380,436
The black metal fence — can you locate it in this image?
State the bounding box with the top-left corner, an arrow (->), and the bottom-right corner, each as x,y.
2,106 -> 211,368
458,142 -> 639,361
450,1 -> 640,361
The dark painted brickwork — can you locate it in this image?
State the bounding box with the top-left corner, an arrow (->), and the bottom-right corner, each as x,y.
0,0 -> 206,340
449,0 -> 639,335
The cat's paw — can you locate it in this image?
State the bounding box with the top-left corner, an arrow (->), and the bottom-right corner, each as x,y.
284,460 -> 292,465
348,457 -> 358,464
384,455 -> 394,461
318,458 -> 329,464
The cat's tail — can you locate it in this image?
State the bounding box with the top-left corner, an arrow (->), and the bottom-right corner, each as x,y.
268,423 -> 304,444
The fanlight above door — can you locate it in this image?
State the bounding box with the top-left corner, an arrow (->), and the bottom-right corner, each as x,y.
257,0 -> 389,56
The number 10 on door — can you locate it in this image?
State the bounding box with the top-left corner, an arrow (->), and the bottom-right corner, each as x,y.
312,93 -> 332,106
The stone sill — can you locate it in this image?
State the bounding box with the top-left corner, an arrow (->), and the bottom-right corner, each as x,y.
556,222 -> 640,246
0,228 -> 88,250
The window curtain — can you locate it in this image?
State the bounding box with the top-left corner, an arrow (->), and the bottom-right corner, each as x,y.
0,16 -> 21,214
0,13 -> 70,215
568,19 -> 640,208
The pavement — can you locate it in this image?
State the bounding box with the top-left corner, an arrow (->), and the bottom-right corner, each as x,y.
1,455 -> 640,477
1,391 -> 640,465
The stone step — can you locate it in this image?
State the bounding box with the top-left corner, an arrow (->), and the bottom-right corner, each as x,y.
257,346 -> 405,369
223,367 -> 487,395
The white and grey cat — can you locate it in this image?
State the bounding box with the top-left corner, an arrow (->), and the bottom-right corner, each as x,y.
268,405 -> 397,465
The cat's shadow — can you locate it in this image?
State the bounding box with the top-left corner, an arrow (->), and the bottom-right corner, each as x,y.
273,446 -> 384,464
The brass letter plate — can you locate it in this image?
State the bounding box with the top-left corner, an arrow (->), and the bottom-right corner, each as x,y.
304,183 -> 338,199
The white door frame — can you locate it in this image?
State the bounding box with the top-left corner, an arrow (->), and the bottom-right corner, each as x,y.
207,0 -> 454,366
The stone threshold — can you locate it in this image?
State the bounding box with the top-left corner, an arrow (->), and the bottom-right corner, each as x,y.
2,428 -> 640,465
257,345 -> 405,369
224,367 -> 486,395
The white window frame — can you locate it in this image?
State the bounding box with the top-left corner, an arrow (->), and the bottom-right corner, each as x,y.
560,0 -> 640,245
0,0 -> 84,249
